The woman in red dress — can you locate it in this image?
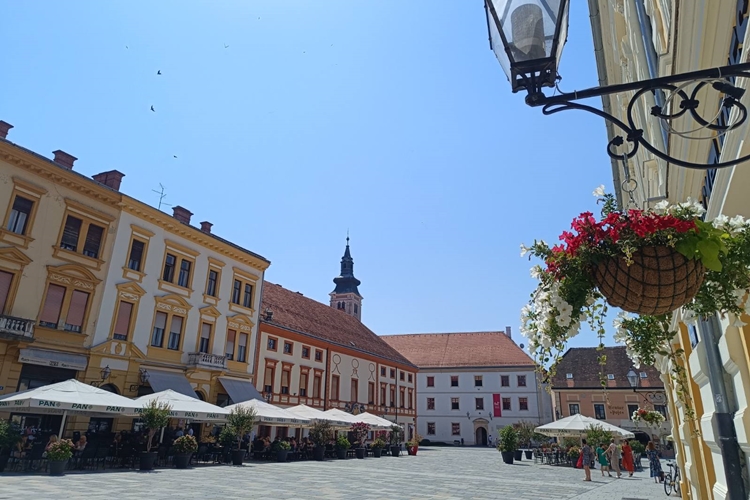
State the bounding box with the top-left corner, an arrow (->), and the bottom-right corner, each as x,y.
621,441 -> 635,477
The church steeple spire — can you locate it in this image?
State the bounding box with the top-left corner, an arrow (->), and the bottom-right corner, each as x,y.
330,235 -> 363,320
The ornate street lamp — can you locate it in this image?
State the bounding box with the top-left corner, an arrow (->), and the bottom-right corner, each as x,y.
139,368 -> 149,384
100,365 -> 111,381
626,368 -> 667,406
484,0 -> 750,170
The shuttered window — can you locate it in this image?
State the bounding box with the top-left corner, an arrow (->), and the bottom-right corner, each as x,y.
83,224 -> 104,259
225,329 -> 236,360
237,333 -> 248,362
39,284 -> 66,328
7,196 -> 33,235
151,311 -> 167,347
351,379 -> 358,402
113,302 -> 133,340
281,370 -> 290,394
331,375 -> 340,400
313,375 -> 321,398
64,290 -> 89,332
167,315 -> 183,350
60,216 -> 82,251
0,271 -> 13,313
264,367 -> 274,393
199,323 -> 211,353
299,373 -> 308,397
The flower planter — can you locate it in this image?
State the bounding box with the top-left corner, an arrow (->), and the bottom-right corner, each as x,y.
276,450 -> 288,462
390,445 -> 400,457
313,445 -> 325,461
513,450 -> 522,461
139,451 -> 158,471
48,460 -> 67,476
407,446 -> 418,456
500,451 -> 514,464
373,448 -> 382,458
524,450 -> 533,460
231,450 -> 245,466
355,448 -> 365,459
174,453 -> 192,469
593,246 -> 705,315
336,448 -> 348,459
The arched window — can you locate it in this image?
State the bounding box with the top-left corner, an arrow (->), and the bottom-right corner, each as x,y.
100,383 -> 120,394
354,304 -> 358,314
194,390 -> 206,401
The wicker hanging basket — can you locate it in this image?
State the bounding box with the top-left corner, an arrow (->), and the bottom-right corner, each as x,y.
592,246 -> 705,315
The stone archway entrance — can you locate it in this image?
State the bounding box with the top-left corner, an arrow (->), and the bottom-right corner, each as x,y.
475,427 -> 488,446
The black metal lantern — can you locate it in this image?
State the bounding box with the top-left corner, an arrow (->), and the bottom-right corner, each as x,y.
626,369 -> 639,389
485,0 -> 569,97
100,365 -> 111,381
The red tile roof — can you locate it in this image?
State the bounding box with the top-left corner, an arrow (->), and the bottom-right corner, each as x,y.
260,282 -> 415,368
381,332 -> 534,368
551,346 -> 664,389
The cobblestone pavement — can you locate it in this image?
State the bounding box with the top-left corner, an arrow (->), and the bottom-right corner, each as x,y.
0,448 -> 672,499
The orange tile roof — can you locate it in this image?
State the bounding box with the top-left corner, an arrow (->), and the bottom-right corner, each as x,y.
382,331 -> 534,368
260,282 -> 415,368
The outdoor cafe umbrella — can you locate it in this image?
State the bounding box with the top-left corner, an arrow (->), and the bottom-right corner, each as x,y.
535,414 -> 635,438
225,399 -> 311,426
285,404 -> 351,427
353,412 -> 395,430
0,378 -> 140,435
134,390 -> 229,421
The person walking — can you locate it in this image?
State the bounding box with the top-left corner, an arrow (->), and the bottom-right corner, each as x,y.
606,439 -> 622,478
596,443 -> 611,477
581,439 -> 592,482
646,441 -> 663,483
621,441 -> 635,477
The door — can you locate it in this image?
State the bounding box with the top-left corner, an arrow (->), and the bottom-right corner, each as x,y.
475,427 -> 487,446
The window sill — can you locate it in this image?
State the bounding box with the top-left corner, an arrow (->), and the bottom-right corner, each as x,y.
228,302 -> 255,316
122,266 -> 146,283
157,279 -> 192,298
202,294 -> 219,306
0,228 -> 34,249
146,345 -> 183,364
52,246 -> 104,270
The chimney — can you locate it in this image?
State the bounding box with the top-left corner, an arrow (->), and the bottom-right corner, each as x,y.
505,326 -> 512,339
92,170 -> 125,191
0,121 -> 13,140
52,150 -> 77,170
172,206 -> 193,224
200,221 -> 213,234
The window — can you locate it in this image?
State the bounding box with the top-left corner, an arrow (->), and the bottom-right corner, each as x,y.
640,372 -> 648,379
607,374 -> 615,380
502,398 -> 511,411
128,240 -> 145,271
368,382 -> 375,404
225,329 -> 236,360
390,369 -> 395,378
268,337 -> 277,351
243,283 -> 253,308
315,350 -> 323,362
55,203 -> 113,263
7,196 -> 33,235
163,254 -> 177,282
569,403 -> 580,415
594,403 -> 606,420
381,367 -> 386,376
389,386 -> 395,407
400,372 -> 405,381
451,398 -> 460,410
408,389 -> 413,409
59,216 -> 81,251
0,271 -> 14,313
206,270 -> 219,297
237,333 -> 248,363
230,274 -> 257,311
299,373 -> 308,397
517,375 -> 526,387
399,387 -> 405,408
474,376 -> 483,387
627,404 -> 640,420
331,375 -> 340,400
313,374 -> 321,398
351,379 -> 358,402
38,284 -> 67,329
281,369 -> 290,395
198,323 -> 211,353
283,342 -> 293,355
83,224 -> 104,258
426,376 -> 434,387
301,346 -> 310,359
450,376 -> 459,387
427,422 -> 436,435
177,259 -> 192,288
380,385 -> 386,405
151,311 -> 167,347
112,301 -> 133,341
167,315 -> 184,350
451,423 -> 461,436
501,375 -> 509,387
264,366 -> 274,393
58,214 -> 105,259
354,304 -> 358,314
654,405 -> 668,419
475,398 -> 484,410
566,373 -> 574,379
519,397 -> 528,411
408,373 -> 413,383
427,397 -> 435,410
63,290 -> 89,332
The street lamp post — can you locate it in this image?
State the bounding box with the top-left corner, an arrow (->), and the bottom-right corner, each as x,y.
626,369 -> 667,407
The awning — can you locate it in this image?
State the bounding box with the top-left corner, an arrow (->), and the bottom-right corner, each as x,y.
134,390 -> 229,421
145,369 -> 195,397
218,377 -> 263,404
18,348 -> 88,371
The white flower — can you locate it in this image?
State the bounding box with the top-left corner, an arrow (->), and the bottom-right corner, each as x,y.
530,266 -> 543,280
681,308 -> 698,325
730,215 -> 747,230
654,200 -> 670,214
712,214 -> 729,228
731,315 -> 747,328
592,185 -> 606,197
520,244 -> 530,257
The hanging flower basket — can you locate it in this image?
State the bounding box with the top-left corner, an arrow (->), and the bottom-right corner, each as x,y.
632,408 -> 666,426
593,245 -> 705,315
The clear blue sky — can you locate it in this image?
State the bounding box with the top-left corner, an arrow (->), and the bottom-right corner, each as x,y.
0,1 -> 615,347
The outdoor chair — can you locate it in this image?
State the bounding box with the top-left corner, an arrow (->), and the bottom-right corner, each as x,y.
195,445 -> 209,463
17,445 -> 46,472
91,447 -> 110,470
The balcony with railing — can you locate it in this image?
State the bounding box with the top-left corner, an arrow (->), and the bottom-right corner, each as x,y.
187,352 -> 227,370
0,315 -> 35,341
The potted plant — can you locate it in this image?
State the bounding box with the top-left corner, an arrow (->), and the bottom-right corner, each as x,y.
335,435 -> 350,459
516,421 -> 535,459
632,408 -> 666,427
389,425 -> 402,457
139,399 -> 172,471
497,425 -> 518,465
173,434 -> 198,469
350,422 -> 370,459
407,433 -> 422,456
629,440 -> 646,470
226,406 -> 257,466
46,438 -> 75,476
0,420 -> 21,473
371,437 -> 386,458
272,440 -> 291,462
218,426 -> 236,463
567,445 -> 581,467
309,421 -> 333,461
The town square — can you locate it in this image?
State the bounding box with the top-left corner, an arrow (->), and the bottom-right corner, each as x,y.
1,1 -> 750,499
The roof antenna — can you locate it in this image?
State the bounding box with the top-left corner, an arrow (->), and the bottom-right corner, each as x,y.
152,183 -> 172,211
346,228 -> 350,245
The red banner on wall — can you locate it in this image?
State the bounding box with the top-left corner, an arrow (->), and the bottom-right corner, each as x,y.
493,394 -> 502,417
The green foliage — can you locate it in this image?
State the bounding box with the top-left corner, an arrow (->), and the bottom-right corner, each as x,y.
497,425 -> 518,453
389,425 -> 402,445
408,433 -> 423,447
140,399 -> 173,452
173,435 -> 198,454
585,424 -> 613,448
226,406 -> 257,451
46,439 -> 75,461
273,440 -> 291,451
567,445 -> 581,458
308,421 -> 333,447
336,435 -> 351,449
515,421 -> 536,448
0,420 -> 21,453
218,426 -> 236,448
372,438 -> 387,449
629,440 -> 646,456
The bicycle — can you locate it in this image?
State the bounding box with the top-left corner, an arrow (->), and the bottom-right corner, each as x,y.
664,461 -> 682,497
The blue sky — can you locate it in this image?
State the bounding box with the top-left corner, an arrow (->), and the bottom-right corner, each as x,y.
0,1 -> 615,347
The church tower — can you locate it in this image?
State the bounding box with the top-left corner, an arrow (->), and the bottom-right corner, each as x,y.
330,236 -> 363,321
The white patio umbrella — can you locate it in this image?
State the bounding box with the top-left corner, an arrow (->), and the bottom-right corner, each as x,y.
345,412 -> 393,430
225,399 -> 311,426
0,378 -> 140,435
322,408 -> 370,427
535,414 -> 635,438
285,404 -> 351,427
134,390 -> 229,422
